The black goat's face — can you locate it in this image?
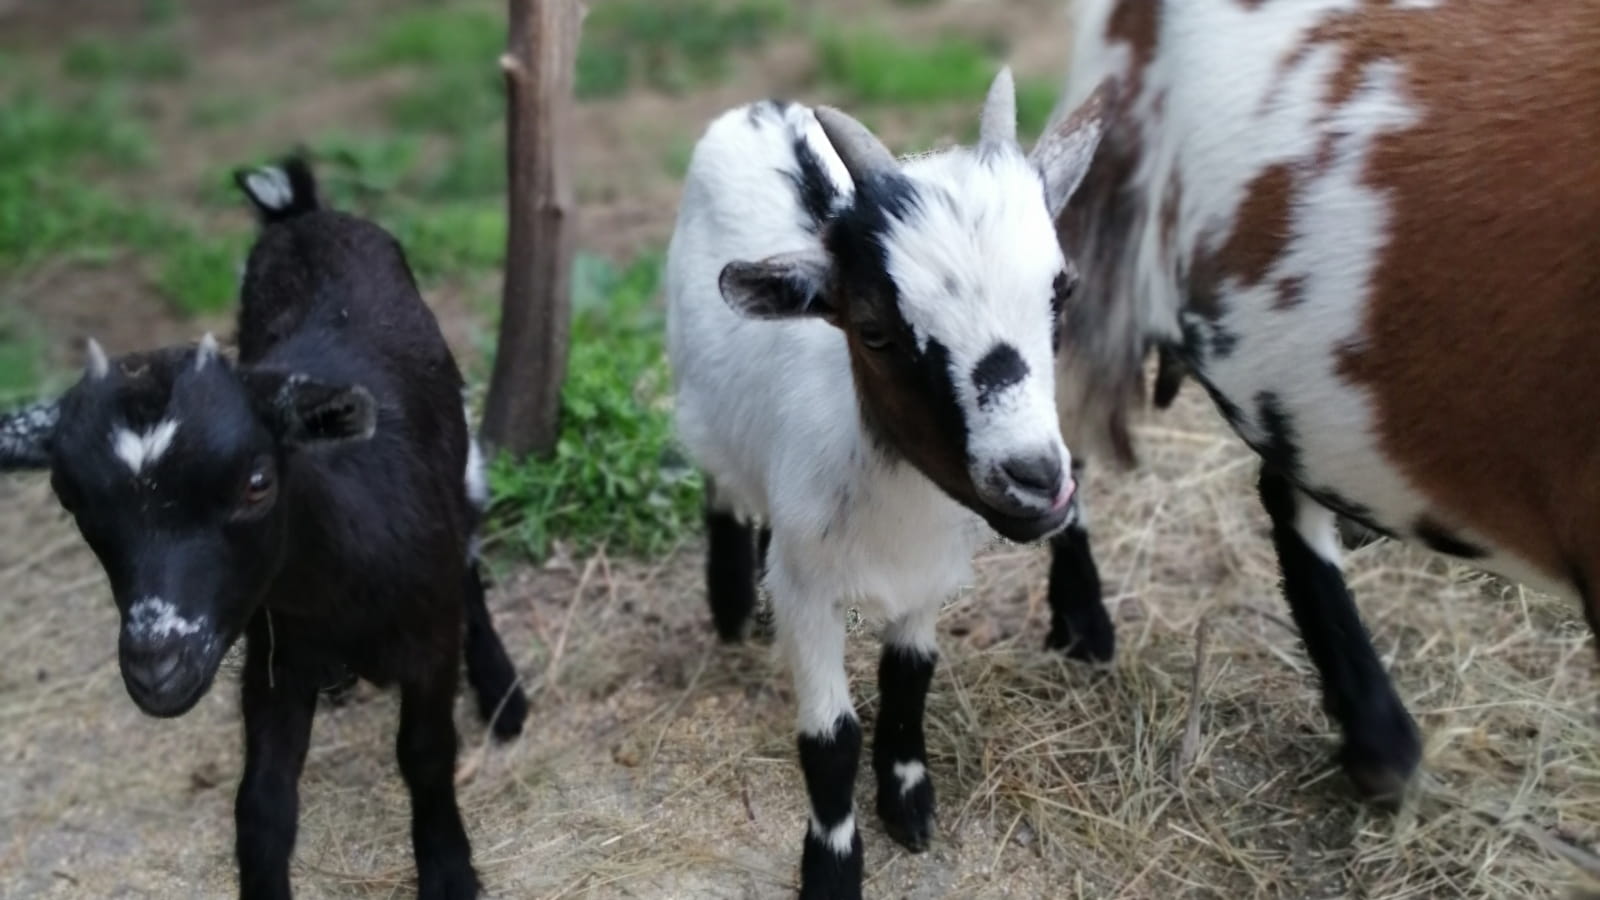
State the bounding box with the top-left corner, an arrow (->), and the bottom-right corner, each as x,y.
1,340 -> 376,718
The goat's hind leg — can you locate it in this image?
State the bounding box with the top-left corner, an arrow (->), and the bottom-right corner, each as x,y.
462,558 -> 528,739
1258,469 -> 1420,804
705,477 -> 762,642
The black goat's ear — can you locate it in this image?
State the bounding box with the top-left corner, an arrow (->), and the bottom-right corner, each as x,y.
234,155 -> 320,223
0,399 -> 60,470
243,371 -> 377,447
718,250 -> 838,325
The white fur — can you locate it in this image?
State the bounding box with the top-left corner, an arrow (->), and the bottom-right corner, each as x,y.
126,597 -> 204,640
893,760 -> 928,796
809,812 -> 857,856
1059,0 -> 1563,593
463,405 -> 489,511
112,419 -> 179,474
245,167 -> 293,211
195,333 -> 219,371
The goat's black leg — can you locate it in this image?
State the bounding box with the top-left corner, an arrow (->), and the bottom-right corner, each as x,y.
1044,467 -> 1114,662
1258,469 -> 1420,803
705,480 -> 759,642
236,618 -> 319,900
398,653 -> 478,899
462,560 -> 527,739
873,609 -> 938,854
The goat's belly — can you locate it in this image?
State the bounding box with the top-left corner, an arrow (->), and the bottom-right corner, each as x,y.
1195,354 -> 1572,598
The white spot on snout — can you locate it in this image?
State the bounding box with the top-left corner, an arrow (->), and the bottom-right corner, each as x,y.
893,760 -> 927,796
809,812 -> 857,856
112,419 -> 179,474
127,597 -> 204,640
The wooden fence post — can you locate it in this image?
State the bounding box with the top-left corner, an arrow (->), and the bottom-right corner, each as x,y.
481,0 -> 583,458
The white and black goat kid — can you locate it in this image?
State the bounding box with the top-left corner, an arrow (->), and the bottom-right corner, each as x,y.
666,70 -> 1105,899
0,157 -> 528,900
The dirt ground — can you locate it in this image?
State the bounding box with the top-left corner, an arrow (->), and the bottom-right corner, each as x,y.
2,1 -> 1599,898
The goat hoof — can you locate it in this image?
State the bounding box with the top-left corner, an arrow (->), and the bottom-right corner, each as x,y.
416,864 -> 479,900
876,772 -> 936,853
1045,617 -> 1114,664
1338,709 -> 1421,808
799,826 -> 863,900
481,687 -> 528,741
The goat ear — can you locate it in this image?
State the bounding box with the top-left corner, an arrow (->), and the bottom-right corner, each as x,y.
244,371 -> 377,446
718,251 -> 837,324
234,155 -> 320,224
1030,80 -> 1108,220
0,399 -> 60,471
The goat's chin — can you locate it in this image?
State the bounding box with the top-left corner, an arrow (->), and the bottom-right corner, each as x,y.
126,668 -> 217,718
983,506 -> 1072,544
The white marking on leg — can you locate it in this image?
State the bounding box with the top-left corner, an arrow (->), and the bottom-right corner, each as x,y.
127,597 -> 204,640
465,432 -> 489,511
1294,492 -> 1341,565
245,167 -> 293,211
882,602 -> 939,659
893,760 -> 927,796
112,419 -> 179,474
809,812 -> 857,856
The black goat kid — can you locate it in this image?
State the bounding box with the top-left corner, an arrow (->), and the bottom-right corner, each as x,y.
0,157 -> 528,900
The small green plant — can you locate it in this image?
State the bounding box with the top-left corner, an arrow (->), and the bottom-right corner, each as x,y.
487,251 -> 700,559
426,127 -> 506,200
62,35 -> 189,81
389,203 -> 505,281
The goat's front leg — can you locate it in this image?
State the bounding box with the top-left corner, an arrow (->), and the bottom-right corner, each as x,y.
236,618 -> 319,900
774,578 -> 862,900
398,651 -> 477,899
1045,461 -> 1114,662
873,605 -> 938,853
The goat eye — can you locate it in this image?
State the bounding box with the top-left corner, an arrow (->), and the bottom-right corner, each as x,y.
240,459 -> 276,509
857,325 -> 892,351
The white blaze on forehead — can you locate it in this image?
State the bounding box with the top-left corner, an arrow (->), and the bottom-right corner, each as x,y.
111,419 -> 179,474
880,149 -> 1069,468
809,812 -> 857,856
127,597 -> 204,640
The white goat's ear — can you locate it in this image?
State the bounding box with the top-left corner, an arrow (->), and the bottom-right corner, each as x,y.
718,250 -> 837,324
1031,80 -> 1109,220
243,371 -> 377,446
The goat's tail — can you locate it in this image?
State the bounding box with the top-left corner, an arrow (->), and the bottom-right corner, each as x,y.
233,155 -> 320,224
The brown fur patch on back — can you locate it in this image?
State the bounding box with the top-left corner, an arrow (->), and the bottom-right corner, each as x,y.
1329,0 -> 1600,585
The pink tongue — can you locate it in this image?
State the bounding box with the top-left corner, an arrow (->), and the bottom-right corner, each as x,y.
1051,479 -> 1077,512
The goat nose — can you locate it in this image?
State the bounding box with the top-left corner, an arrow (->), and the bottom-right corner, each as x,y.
1001,453 -> 1064,498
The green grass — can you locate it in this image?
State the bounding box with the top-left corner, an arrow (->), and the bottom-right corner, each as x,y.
578,0 -> 788,98
426,127 -> 506,200
487,251 -> 700,559
0,313 -> 47,404
155,232 -> 247,316
386,65 -> 503,132
390,204 -> 505,281
62,34 -> 189,81
815,30 -> 996,105
339,6 -> 503,72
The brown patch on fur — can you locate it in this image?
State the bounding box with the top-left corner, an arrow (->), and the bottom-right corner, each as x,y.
1215,164 -> 1295,289
1105,1 -> 1159,102
1273,275 -> 1307,311
1329,0 -> 1600,586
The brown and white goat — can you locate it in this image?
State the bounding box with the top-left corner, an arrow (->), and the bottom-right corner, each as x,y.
1046,0 -> 1600,799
